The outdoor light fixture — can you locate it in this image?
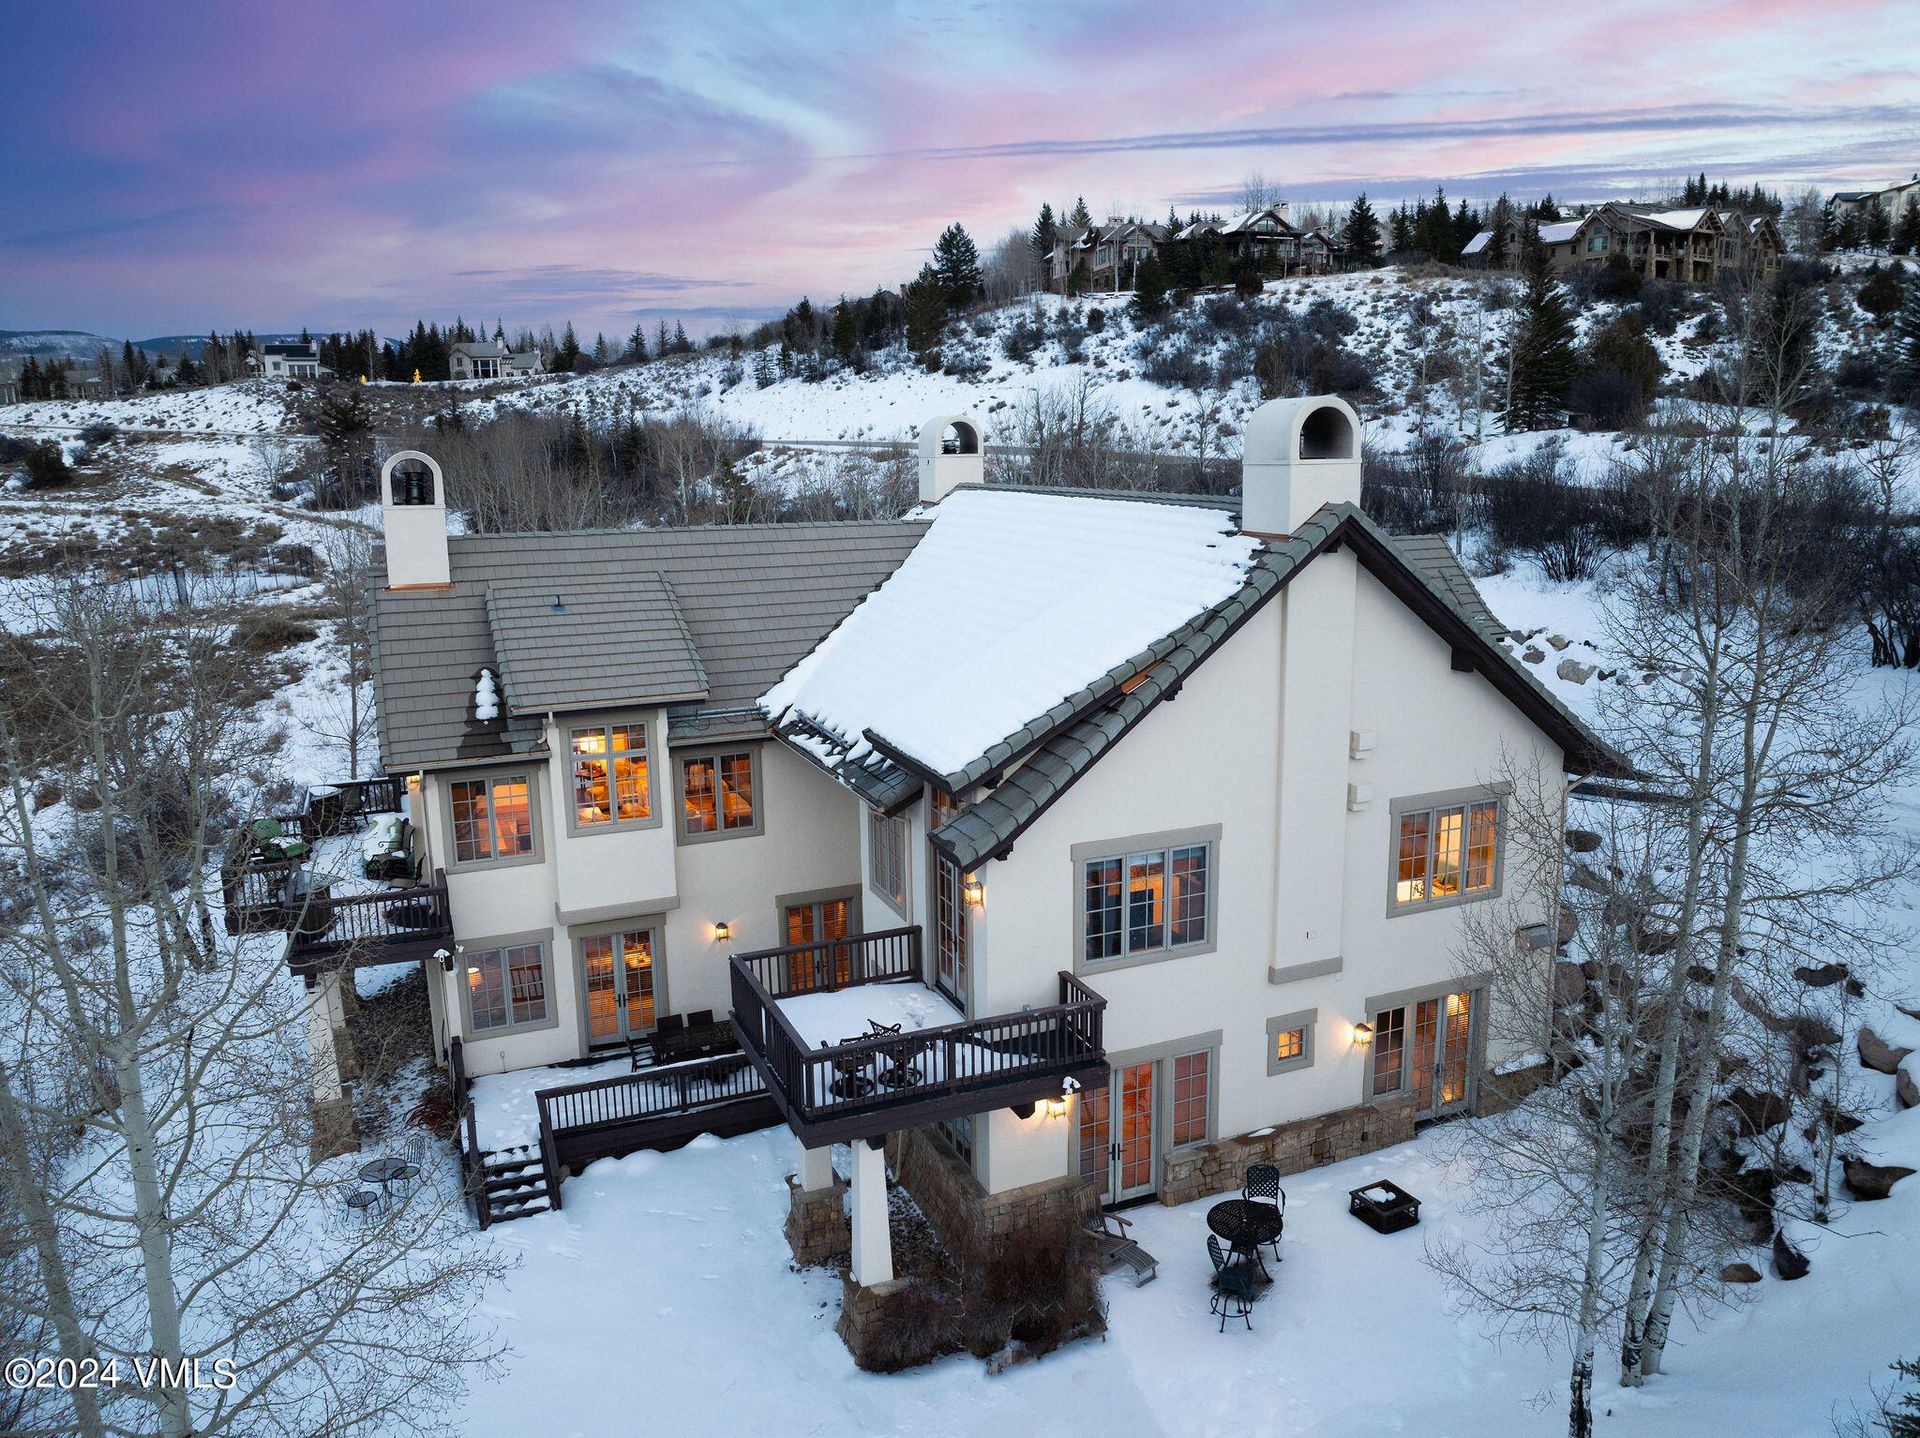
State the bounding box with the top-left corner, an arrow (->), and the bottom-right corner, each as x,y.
963,877 -> 984,906
713,921 -> 731,941
1042,1096 -> 1069,1118
434,948 -> 454,974
1353,1021 -> 1374,1044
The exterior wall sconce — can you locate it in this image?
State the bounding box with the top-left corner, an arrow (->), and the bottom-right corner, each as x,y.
713,921 -> 731,942
1042,1096 -> 1069,1118
963,877 -> 984,906
1352,1021 -> 1374,1045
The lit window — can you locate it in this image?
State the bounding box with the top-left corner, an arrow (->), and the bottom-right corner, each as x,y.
571,722 -> 651,826
449,775 -> 534,864
1394,799 -> 1499,906
1082,842 -> 1211,962
680,750 -> 757,838
1274,1027 -> 1304,1062
466,943 -> 548,1032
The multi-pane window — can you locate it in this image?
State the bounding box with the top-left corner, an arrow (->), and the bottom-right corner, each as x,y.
580,930 -> 655,1042
1082,842 -> 1210,962
681,751 -> 756,836
466,943 -> 548,1032
449,775 -> 534,863
1371,1005 -> 1408,1096
1395,799 -> 1499,906
870,808 -> 908,910
571,722 -> 650,826
1274,1026 -> 1305,1063
941,1113 -> 974,1166
1171,1050 -> 1211,1146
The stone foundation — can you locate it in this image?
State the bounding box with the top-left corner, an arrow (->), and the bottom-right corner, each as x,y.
784,1174 -> 850,1268
835,1274 -> 915,1370
886,1126 -> 1097,1262
1161,1093 -> 1416,1207
309,1095 -> 361,1164
1477,1058 -> 1555,1115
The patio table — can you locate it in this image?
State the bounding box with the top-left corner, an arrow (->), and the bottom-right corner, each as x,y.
358,1156 -> 410,1201
1207,1198 -> 1282,1281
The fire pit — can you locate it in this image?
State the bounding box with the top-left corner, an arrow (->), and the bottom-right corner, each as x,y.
1348,1179 -> 1420,1234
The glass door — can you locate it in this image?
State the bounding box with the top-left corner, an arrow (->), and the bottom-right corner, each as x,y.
934,854 -> 968,1006
784,897 -> 852,990
1078,1063 -> 1160,1203
581,930 -> 656,1045
1374,989 -> 1477,1120
1077,1084 -> 1111,1202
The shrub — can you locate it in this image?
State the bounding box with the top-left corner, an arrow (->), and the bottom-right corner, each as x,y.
229,611 -> 319,656
1361,434 -> 1469,532
1139,339 -> 1209,388
1000,313 -> 1045,363
22,441 -> 73,489
1086,307 -> 1106,334
1053,312 -> 1088,362
1859,267 -> 1905,319
851,1275 -> 963,1374
1636,279 -> 1685,334
960,1208 -> 1103,1360
79,421 -> 118,444
1568,368 -> 1646,428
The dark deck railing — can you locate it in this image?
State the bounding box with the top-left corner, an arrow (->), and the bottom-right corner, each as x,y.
731,924 -> 921,996
533,1053 -> 779,1181
729,936 -> 1107,1146
286,875 -> 452,974
219,776 -> 410,935
450,1036 -> 489,1229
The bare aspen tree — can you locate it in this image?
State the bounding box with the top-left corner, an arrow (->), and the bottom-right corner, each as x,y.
0,580 -> 509,1437
309,529 -> 379,778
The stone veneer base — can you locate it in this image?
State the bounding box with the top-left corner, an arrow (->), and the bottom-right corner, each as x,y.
783,1174 -> 850,1269
1160,1092 -> 1417,1206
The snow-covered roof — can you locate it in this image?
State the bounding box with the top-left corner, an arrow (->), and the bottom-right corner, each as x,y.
1539,220 -> 1582,244
760,488 -> 1261,777
1461,230 -> 1492,255
1630,208 -> 1712,231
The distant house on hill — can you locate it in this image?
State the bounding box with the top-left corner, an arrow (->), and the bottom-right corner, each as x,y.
1047,219 -> 1169,294
0,374 -> 18,406
450,340 -> 544,381
250,341 -> 330,381
1171,205 -> 1340,278
1462,203 -> 1781,284
1833,176 -> 1920,226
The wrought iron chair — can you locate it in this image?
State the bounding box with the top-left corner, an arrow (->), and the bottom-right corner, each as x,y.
394,1132 -> 426,1191
345,1189 -> 382,1226
1207,1235 -> 1256,1332
1243,1163 -> 1286,1263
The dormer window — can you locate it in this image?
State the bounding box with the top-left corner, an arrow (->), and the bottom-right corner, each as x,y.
391,459 -> 436,506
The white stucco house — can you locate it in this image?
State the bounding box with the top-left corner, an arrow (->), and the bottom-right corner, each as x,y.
335,400 -> 1619,1285
250,341 -> 329,380
449,340 -> 543,381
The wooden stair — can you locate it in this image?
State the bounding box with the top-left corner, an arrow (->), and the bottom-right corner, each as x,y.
476,1145 -> 554,1225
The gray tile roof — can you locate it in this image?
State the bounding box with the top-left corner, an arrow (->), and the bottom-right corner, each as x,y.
929,504 -> 1625,870
485,571 -> 709,717
372,520 -> 926,772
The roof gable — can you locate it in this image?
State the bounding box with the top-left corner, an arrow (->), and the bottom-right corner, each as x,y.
485,571 -> 708,716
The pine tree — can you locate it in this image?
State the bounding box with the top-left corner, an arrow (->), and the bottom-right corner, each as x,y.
555,321 -> 582,372
932,223 -> 982,313
1029,202 -> 1058,271
1896,196 -> 1920,256
672,321 -> 692,354
592,331 -> 611,365
1894,272 -> 1920,403
626,323 -> 649,362
1068,195 -> 1091,228
1389,204 -> 1412,254
1487,195 -> 1516,270
904,264 -> 946,359
656,320 -> 671,359
831,297 -> 858,365
1503,226 -> 1579,431
1867,202 -> 1894,252
1130,252 -> 1172,320
1341,192 -> 1382,267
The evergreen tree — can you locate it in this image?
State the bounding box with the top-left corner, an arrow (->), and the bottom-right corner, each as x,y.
831,297 -> 858,365
1503,226 -> 1580,431
1389,204 -> 1412,254
1130,252 -> 1172,320
1819,196 -> 1838,251
672,321 -> 692,354
1837,210 -> 1864,251
932,223 -> 983,313
626,323 -> 649,362
592,331 -> 611,365
1882,1357 -> 1920,1436
904,263 -> 946,359
1894,272 -> 1920,402
1068,195 -> 1091,228
1896,196 -> 1920,256
1341,192 -> 1382,267
656,320 -> 671,359
1867,202 -> 1894,251
555,321 -> 582,373
1029,202 -> 1058,271
1486,195 -> 1516,270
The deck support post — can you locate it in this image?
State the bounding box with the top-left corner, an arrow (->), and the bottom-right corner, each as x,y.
799,1140 -> 835,1195
303,975 -> 360,1161
849,1135 -> 893,1287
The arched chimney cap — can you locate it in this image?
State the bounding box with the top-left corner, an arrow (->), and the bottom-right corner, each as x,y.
381,450 -> 444,508
1243,395 -> 1360,466
918,414 -> 982,459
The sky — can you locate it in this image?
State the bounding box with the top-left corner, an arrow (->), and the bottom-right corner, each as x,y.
2,0 -> 1917,343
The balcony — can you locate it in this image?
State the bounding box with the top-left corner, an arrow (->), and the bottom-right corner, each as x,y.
729,927 -> 1108,1146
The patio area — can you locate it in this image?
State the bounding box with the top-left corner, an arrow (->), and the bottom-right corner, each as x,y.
440,1117 -> 1906,1438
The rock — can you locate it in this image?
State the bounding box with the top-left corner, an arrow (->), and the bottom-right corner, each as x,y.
1522,646 -> 1545,664
1857,1025 -> 1913,1076
1899,1065 -> 1919,1110
1558,908 -> 1578,945
1565,828 -> 1604,854
1770,1230 -> 1810,1280
1633,928 -> 1679,955
1842,1155 -> 1916,1200
1567,863 -> 1610,895
1556,658 -> 1596,685
1547,634 -> 1571,651
1687,964 -> 1716,985
1899,1003 -> 1920,1023
1725,1087 -> 1792,1136
1553,961 -> 1586,1006
1793,962 -> 1849,989
1720,1261 -> 1762,1284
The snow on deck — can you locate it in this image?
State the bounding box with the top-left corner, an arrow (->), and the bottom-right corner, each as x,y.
469,1054 -> 635,1152
761,487 -> 1259,776
775,981 -> 962,1049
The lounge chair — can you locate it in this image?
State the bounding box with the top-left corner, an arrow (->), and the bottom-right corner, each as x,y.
1087,1211 -> 1157,1287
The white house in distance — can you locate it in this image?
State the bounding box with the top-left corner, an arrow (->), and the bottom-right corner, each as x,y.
251,340 -> 329,380
347,399 -> 1618,1293
449,339 -> 544,381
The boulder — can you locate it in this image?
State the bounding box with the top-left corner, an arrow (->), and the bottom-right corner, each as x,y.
1547,634 -> 1571,651
1565,828 -> 1604,854
1770,1231 -> 1810,1281
1793,962 -> 1849,989
1686,964 -> 1716,986
1725,1087 -> 1792,1136
1567,864 -> 1610,895
1857,1025 -> 1914,1076
1899,1065 -> 1919,1110
1633,928 -> 1679,956
1842,1155 -> 1916,1201
1522,646 -> 1545,664
1720,1261 -> 1762,1284
1557,908 -> 1578,945
1553,961 -> 1587,1006
1556,658 -> 1596,685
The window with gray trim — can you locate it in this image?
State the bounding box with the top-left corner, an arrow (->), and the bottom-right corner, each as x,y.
1394,797 -> 1499,907
1266,1008 -> 1317,1075
465,942 -> 549,1033
677,749 -> 759,839
1082,841 -> 1211,962
449,774 -> 535,864
870,807 -> 908,911
569,721 -> 652,828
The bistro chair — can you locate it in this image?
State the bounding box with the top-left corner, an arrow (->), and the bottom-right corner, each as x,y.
1206,1235 -> 1256,1332
344,1189 -> 382,1226
687,1009 -> 715,1029
1243,1163 -> 1286,1262
394,1133 -> 426,1191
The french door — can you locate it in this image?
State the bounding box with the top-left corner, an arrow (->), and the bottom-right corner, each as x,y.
1372,988 -> 1477,1119
1078,1061 -> 1158,1203
784,896 -> 851,991
581,929 -> 656,1045
933,854 -> 968,1006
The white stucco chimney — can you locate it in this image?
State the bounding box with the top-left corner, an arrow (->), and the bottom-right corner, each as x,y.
380,450 -> 451,588
917,414 -> 984,505
1240,395 -> 1362,536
